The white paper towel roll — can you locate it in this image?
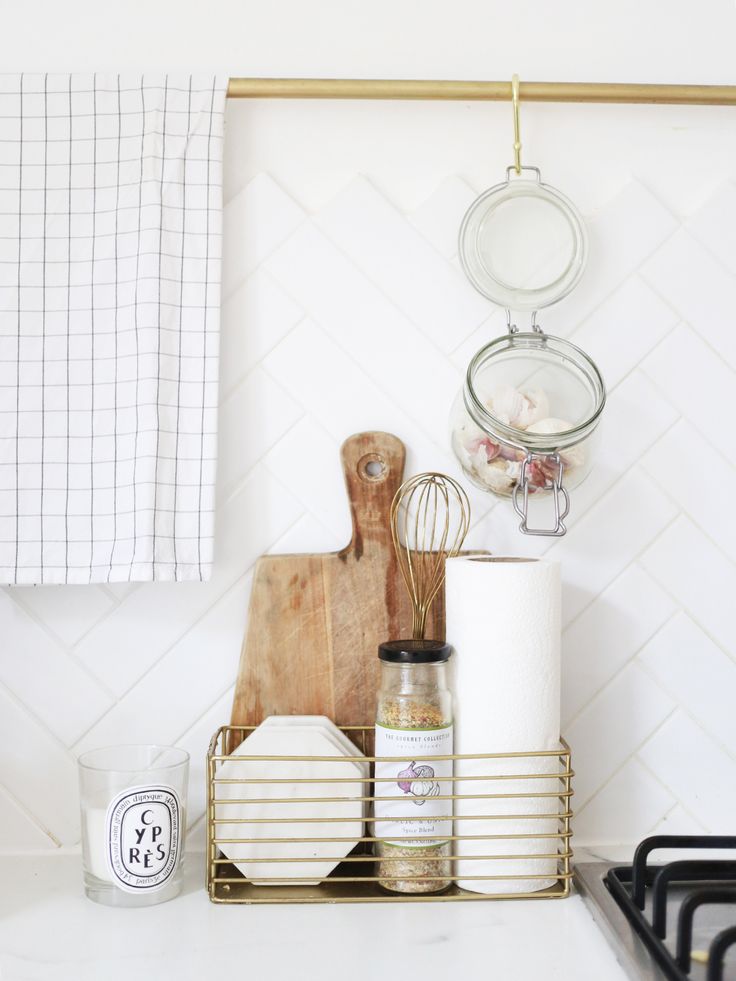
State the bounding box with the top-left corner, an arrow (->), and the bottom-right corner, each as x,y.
445,556 -> 561,895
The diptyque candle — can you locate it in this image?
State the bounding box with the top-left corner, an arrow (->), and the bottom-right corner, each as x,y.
77,745 -> 189,907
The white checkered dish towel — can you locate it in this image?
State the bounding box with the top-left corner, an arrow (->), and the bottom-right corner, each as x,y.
0,74 -> 228,584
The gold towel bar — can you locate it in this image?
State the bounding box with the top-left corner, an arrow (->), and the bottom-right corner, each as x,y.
226,77 -> 736,106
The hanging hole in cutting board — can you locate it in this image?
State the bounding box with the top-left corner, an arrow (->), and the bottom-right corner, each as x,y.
359,454 -> 387,481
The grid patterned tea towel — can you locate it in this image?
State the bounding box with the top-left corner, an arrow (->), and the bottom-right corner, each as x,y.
0,74 -> 228,584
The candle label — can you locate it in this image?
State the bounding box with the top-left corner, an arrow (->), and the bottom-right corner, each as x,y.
105,785 -> 181,892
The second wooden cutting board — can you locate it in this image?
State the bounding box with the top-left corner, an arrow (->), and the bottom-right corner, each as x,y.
230,431 -> 447,730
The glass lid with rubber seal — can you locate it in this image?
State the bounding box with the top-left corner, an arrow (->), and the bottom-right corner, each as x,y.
458,167 -> 588,312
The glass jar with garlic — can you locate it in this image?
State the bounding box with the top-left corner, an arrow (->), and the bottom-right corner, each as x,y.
450,331 -> 605,536
452,163 -> 607,536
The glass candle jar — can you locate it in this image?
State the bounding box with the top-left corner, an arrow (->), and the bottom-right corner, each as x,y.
450,330 -> 605,536
78,744 -> 189,907
374,640 -> 453,894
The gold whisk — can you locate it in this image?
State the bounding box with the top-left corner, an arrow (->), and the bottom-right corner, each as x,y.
390,472 -> 471,640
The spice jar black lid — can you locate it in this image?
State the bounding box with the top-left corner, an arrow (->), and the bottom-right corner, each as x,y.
378,640 -> 452,663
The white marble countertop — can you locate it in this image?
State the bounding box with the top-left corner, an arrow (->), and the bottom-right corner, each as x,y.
0,853 -> 628,981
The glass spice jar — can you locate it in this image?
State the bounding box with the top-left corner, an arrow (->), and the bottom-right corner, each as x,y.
374,640 -> 453,894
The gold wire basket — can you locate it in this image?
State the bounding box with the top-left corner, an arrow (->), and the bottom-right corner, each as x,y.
206,725 -> 573,904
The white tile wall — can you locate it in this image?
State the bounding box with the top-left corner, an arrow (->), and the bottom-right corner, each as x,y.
2,154 -> 736,854
638,712 -> 736,831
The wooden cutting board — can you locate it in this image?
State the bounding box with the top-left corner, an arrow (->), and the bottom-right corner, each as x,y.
230,431 -> 447,731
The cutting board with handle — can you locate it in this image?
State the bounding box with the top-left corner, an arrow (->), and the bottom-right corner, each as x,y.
230,431 -> 448,732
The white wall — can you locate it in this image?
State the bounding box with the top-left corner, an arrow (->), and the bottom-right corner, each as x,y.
2,0 -> 736,852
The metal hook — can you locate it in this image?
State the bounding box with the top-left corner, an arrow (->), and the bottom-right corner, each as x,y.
511,74 -> 522,174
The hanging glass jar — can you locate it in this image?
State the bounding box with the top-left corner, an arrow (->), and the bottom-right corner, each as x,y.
451,78 -> 606,537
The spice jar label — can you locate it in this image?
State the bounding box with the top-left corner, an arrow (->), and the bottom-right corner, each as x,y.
105,785 -> 182,893
374,724 -> 453,847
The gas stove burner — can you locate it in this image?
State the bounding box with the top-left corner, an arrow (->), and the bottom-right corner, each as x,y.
576,835 -> 736,981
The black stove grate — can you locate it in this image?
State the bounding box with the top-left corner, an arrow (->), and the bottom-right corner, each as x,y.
605,836 -> 736,981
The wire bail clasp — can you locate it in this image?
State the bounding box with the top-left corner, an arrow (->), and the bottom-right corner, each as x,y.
512,453 -> 571,537
511,73 -> 522,174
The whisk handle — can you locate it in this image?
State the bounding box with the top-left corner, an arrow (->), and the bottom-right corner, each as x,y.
340,432 -> 406,555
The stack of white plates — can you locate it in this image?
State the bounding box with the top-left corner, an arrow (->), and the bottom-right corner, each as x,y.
215,716 -> 367,885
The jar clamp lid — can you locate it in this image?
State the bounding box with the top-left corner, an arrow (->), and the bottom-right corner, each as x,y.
378,640 -> 452,664
458,167 -> 588,312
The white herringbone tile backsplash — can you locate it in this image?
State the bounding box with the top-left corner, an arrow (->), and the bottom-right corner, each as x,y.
2,161 -> 736,853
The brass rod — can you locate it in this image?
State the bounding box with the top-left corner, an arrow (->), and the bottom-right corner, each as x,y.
211,790 -> 572,804
208,889 -> 568,904
211,850 -> 571,863
220,871 -> 573,883
212,772 -> 572,783
210,831 -> 572,841
226,77 -> 736,106
206,810 -> 570,823
210,749 -> 570,761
